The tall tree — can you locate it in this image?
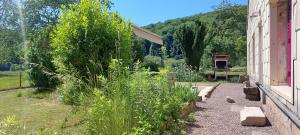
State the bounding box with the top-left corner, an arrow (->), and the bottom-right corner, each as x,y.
0,0 -> 22,64
175,21 -> 207,70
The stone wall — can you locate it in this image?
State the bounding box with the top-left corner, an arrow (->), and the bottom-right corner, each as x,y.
248,0 -> 300,134
263,96 -> 300,135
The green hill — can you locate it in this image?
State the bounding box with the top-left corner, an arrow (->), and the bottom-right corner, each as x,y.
142,5 -> 247,68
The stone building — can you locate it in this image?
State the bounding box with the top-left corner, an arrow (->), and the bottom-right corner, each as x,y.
247,0 -> 300,134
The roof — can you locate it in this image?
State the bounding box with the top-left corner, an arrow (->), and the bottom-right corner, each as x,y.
132,25 -> 163,45
214,55 -> 229,60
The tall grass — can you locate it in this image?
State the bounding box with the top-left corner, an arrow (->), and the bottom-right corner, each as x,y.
86,60 -> 199,134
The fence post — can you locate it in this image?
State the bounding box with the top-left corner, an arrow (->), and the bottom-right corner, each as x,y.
19,71 -> 22,88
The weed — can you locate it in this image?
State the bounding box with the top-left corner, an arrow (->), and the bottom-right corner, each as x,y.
16,91 -> 23,97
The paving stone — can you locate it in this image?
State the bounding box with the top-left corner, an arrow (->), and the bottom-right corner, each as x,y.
240,107 -> 267,126
243,87 -> 259,95
251,131 -> 271,135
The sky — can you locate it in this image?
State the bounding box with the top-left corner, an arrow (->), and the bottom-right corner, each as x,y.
110,0 -> 247,26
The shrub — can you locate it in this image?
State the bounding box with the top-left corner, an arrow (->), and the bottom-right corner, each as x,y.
51,0 -> 133,104
51,0 -> 132,79
0,115 -> 24,134
25,26 -> 58,89
171,59 -> 186,68
16,91 -> 22,97
172,62 -> 205,82
143,55 -> 161,72
87,60 -> 199,134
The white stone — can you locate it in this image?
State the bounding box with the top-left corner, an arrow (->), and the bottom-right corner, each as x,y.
240,107 -> 267,126
198,86 -> 214,101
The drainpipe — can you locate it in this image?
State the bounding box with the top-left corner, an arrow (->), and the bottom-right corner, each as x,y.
256,82 -> 300,127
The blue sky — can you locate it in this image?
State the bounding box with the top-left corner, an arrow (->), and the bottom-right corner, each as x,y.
110,0 -> 247,26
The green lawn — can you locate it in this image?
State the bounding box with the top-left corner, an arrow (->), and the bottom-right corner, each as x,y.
0,89 -> 84,134
0,71 -> 29,90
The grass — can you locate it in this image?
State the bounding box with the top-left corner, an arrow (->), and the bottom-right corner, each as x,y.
0,71 -> 29,90
0,89 -> 84,134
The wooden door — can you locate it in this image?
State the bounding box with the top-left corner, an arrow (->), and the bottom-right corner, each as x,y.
294,0 -> 300,116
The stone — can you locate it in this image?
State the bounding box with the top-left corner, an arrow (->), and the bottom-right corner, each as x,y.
251,131 -> 271,135
226,96 -> 235,103
246,94 -> 260,101
198,86 -> 214,101
230,105 -> 245,112
240,107 -> 267,126
243,81 -> 251,87
243,87 -> 259,95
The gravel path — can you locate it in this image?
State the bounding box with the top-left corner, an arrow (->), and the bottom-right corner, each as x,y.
187,83 -> 279,135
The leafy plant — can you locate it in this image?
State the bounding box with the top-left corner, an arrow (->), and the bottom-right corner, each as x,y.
25,26 -> 58,89
87,60 -> 198,134
50,0 -> 133,104
172,62 -> 205,82
0,115 -> 24,135
143,55 -> 161,72
16,91 -> 22,97
51,0 -> 132,79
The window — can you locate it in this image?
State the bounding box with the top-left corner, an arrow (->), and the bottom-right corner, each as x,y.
269,0 -> 293,103
270,1 -> 291,86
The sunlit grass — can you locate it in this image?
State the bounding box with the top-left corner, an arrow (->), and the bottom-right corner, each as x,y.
0,89 -> 84,134
0,71 -> 29,90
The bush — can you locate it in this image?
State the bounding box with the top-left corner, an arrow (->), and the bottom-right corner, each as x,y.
25,26 -> 58,89
16,91 -> 22,97
143,55 -> 161,72
172,62 -> 205,82
87,60 -> 198,134
51,0 -> 133,104
51,0 -> 132,79
171,59 -> 185,68
0,116 -> 24,134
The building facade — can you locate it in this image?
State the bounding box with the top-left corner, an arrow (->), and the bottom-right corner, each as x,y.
247,0 -> 300,134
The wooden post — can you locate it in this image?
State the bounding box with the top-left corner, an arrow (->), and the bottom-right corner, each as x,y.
19,71 -> 22,88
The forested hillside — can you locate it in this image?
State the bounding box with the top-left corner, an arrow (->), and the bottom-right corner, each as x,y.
143,4 -> 247,68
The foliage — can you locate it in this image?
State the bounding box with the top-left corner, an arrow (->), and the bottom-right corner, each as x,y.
24,0 -> 75,33
16,91 -> 23,97
51,0 -> 132,81
143,55 -> 161,72
175,21 -> 207,70
87,60 -> 199,134
0,115 -> 24,135
57,71 -> 88,105
172,62 -> 205,82
132,37 -> 145,62
10,64 -> 21,71
143,2 -> 247,67
25,26 -> 58,89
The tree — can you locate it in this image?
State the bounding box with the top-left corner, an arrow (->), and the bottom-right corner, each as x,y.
175,21 -> 207,70
24,0 -> 113,34
51,0 -> 132,81
25,26 -> 58,89
0,0 -> 22,65
24,0 -> 77,33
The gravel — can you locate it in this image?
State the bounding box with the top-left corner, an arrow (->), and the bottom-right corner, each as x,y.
187,83 -> 279,135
